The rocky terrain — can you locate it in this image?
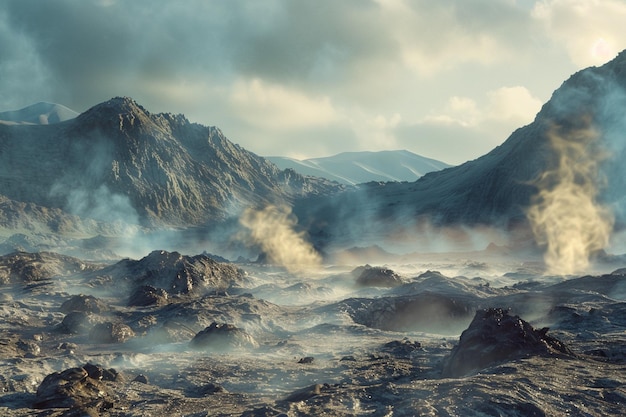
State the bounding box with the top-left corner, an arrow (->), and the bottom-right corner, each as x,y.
0,248 -> 626,416
1,41 -> 626,417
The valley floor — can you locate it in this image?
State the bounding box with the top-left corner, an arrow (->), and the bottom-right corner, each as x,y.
1,253 -> 626,416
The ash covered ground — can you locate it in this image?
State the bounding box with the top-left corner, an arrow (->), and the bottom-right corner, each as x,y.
1,249 -> 626,416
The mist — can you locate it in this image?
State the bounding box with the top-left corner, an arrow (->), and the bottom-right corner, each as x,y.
238,204 -> 321,273
526,117 -> 614,275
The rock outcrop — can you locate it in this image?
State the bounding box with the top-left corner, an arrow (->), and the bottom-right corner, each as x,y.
442,308 -> 573,378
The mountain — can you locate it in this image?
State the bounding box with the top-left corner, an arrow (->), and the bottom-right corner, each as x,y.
0,97 -> 343,234
0,102 -> 78,125
294,51 -> 626,250
267,150 -> 451,185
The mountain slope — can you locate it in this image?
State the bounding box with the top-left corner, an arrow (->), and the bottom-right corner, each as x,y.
294,51 -> 626,249
0,97 -> 343,229
0,102 -> 78,125
267,150 -> 450,185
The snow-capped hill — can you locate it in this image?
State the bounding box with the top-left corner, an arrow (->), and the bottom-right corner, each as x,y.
0,102 -> 78,125
267,150 -> 451,185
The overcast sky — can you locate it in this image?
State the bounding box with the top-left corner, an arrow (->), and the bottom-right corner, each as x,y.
1,0 -> 625,164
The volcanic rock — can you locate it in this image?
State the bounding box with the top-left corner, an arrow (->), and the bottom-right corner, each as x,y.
0,251 -> 94,284
189,322 -> 258,352
60,294 -> 109,314
352,264 -> 403,288
82,363 -> 121,382
342,292 -> 476,334
127,285 -> 169,307
33,366 -> 115,410
283,383 -> 324,402
91,250 -> 248,295
442,308 -> 573,378
60,311 -> 98,334
88,322 -> 135,344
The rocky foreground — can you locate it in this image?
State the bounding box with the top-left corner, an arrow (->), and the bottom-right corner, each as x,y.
1,250 -> 626,416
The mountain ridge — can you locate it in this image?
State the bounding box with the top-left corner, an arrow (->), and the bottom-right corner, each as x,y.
0,97 -> 344,231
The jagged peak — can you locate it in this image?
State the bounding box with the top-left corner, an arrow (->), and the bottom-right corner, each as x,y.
81,96 -> 149,117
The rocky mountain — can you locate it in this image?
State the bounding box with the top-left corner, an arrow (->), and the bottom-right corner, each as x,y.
267,150 -> 451,185
0,102 -> 78,125
0,97 -> 343,234
294,51 -> 626,249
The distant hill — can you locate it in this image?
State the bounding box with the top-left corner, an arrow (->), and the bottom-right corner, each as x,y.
267,150 -> 450,185
0,102 -> 78,125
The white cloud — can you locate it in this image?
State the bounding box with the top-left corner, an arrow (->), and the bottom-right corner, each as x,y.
424,86 -> 542,129
485,86 -> 544,125
532,0 -> 626,67
229,78 -> 339,130
375,0 -> 527,76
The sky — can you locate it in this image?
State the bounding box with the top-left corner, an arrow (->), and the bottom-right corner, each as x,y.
1,0 -> 625,165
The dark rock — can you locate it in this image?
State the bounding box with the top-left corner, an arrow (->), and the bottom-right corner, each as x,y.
33,366 -> 114,410
382,339 -> 422,356
241,405 -> 286,417
186,382 -> 227,397
442,308 -> 574,378
60,294 -> 109,314
344,292 -> 476,334
132,374 -> 149,384
82,364 -> 120,382
283,383 -> 324,402
60,311 -> 97,334
298,356 -> 314,364
16,339 -> 40,357
91,250 -> 249,295
189,322 -> 258,352
127,285 -> 168,307
0,251 -> 97,284
352,265 -> 403,288
88,322 -> 135,344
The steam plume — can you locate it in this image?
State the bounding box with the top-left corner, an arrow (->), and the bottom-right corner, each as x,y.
239,205 -> 322,273
526,117 -> 614,275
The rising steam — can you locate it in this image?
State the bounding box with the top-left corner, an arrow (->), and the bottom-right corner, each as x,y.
239,205 -> 322,273
526,117 -> 614,275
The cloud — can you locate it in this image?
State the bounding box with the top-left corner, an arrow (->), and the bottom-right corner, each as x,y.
229,78 -> 339,130
400,85 -> 543,164
0,0 -> 615,165
0,9 -> 53,109
532,0 -> 626,67
376,0 -> 531,75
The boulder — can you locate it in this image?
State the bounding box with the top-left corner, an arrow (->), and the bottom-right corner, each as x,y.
189,322 -> 258,352
88,322 -> 135,344
442,308 -> 573,378
352,265 -> 403,288
127,285 -> 168,307
60,294 -> 109,314
33,366 -> 115,410
60,311 -> 97,334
